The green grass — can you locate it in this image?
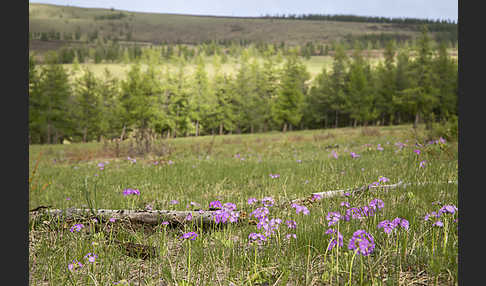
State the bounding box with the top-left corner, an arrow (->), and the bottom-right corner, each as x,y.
29,125 -> 458,285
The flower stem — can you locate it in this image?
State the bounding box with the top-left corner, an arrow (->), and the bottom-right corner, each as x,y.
348,250 -> 358,286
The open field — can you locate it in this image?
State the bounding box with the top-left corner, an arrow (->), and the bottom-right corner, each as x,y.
29,125 -> 458,285
60,55 -> 342,81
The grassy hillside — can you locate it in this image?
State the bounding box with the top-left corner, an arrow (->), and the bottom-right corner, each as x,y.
29,3 -> 436,49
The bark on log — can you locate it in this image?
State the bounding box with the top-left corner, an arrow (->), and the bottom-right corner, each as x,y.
30,208 -> 219,227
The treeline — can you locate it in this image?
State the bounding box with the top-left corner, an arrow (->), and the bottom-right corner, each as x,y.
29,27 -> 457,144
261,13 -> 456,25
36,29 -> 456,66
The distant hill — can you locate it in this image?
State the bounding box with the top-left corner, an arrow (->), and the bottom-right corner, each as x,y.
29,3 -> 456,53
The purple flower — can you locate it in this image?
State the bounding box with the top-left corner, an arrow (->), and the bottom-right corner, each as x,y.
223,202 -> 237,211
393,218 -> 410,230
345,207 -> 366,221
185,213 -> 193,221
109,217 -> 117,223
213,209 -> 230,224
66,197 -> 71,201
169,200 -> 179,205
369,198 -> 384,210
326,212 -> 342,227
331,150 -> 338,159
340,201 -> 350,208
296,159 -> 302,163
348,230 -> 375,256
247,198 -> 258,205
286,220 -> 297,229
84,253 -> 98,263
123,188 -> 140,196
228,211 -> 240,223
419,160 -> 426,168
292,203 -> 309,215
377,144 -> 384,151
261,197 -> 275,207
325,229 -> 343,251
377,220 -> 395,234
250,207 -> 269,220
286,233 -> 297,240
209,200 -> 222,209
439,205 -> 458,215
161,221 -> 169,226
70,224 -> 84,233
311,194 -> 322,201
350,152 -> 360,158
433,221 -> 444,227
269,174 -> 280,179
424,211 -> 439,221
248,232 -> 266,244
414,149 -> 421,155
438,137 -> 446,144
68,259 -> 83,271
378,176 -> 389,184
168,160 -> 174,165
181,232 -> 198,240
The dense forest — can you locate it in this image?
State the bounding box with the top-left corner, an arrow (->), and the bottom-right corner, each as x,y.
28,27 -> 457,144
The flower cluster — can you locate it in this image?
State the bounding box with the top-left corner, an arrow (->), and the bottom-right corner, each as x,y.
348,230 -> 375,256
261,197 -> 275,207
122,188 -> 140,196
341,198 -> 384,221
369,176 -> 390,188
291,203 -> 309,215
70,223 -> 84,233
377,217 -> 409,234
84,252 -> 98,263
248,232 -> 267,244
247,197 -> 258,205
331,150 -> 338,159
257,217 -> 282,237
212,202 -> 240,224
326,212 -> 342,227
68,259 -> 83,271
325,229 -> 344,251
181,232 -> 198,241
350,152 -> 360,158
250,207 -> 269,220
419,160 -> 427,168
209,200 -> 222,209
285,220 -> 297,229
269,173 -> 280,179
311,194 -> 322,201
424,204 -> 457,227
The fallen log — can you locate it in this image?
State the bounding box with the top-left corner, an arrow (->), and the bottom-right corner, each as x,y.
290,180 -> 457,205
29,180 -> 457,226
30,208 -> 220,227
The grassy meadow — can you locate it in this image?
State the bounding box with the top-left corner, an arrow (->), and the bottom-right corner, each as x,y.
62,55 -> 341,82
29,125 -> 458,285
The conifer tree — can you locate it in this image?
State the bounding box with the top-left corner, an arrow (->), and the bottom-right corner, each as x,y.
272,50 -> 310,131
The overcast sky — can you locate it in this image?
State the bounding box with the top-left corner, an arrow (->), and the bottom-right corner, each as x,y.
29,0 -> 458,22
